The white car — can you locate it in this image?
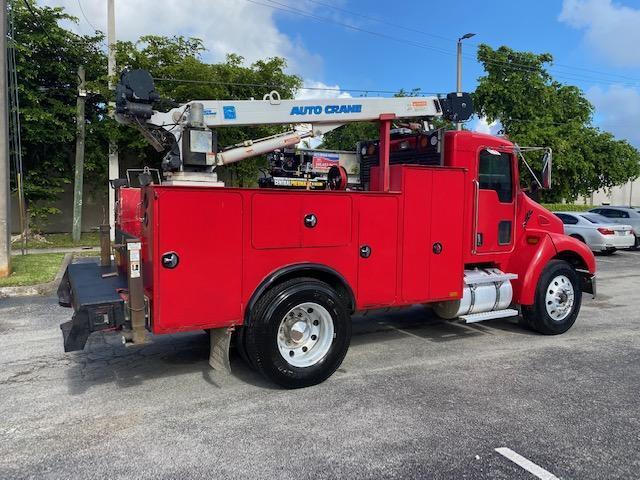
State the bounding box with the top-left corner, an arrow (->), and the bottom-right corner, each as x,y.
555,212 -> 635,254
589,206 -> 640,249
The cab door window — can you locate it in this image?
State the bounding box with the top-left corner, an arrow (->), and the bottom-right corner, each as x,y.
479,150 -> 513,203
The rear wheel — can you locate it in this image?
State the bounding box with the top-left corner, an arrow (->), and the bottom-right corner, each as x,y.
522,259 -> 582,335
245,277 -> 351,388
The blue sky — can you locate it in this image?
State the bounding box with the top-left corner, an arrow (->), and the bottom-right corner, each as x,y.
45,0 -> 640,145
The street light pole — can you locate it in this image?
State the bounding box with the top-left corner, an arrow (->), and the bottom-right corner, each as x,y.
456,32 -> 476,131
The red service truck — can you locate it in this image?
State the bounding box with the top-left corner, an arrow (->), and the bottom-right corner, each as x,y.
57,70 -> 596,388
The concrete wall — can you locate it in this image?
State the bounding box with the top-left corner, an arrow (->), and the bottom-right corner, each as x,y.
577,178 -> 640,207
11,184 -> 108,234
10,152 -> 153,234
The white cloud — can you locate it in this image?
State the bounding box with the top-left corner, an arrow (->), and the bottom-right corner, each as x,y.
38,0 -> 323,76
559,0 -> 640,67
473,117 -> 502,135
588,85 -> 640,146
295,80 -> 352,100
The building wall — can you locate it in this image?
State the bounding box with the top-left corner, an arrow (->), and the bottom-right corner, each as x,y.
578,178 -> 640,207
11,185 -> 108,234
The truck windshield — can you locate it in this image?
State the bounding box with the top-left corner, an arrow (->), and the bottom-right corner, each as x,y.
479,149 -> 513,202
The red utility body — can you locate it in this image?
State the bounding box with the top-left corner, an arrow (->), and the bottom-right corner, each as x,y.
117,131 -> 595,335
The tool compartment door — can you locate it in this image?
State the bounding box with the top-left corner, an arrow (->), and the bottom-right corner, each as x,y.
428,169 -> 465,300
401,168 -> 432,302
357,196 -> 399,307
155,189 -> 243,331
252,193 -> 302,249
301,195 -> 352,248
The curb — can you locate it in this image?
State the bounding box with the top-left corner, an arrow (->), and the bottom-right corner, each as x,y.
0,253 -> 73,298
11,246 -> 99,256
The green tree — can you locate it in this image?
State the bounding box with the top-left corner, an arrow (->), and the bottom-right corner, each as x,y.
115,38 -> 302,186
11,0 -> 108,226
474,44 -> 640,201
12,1 -> 303,230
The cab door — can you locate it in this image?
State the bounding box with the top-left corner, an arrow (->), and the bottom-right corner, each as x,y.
475,149 -> 516,254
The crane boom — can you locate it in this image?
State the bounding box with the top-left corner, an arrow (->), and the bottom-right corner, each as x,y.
149,92 -> 445,129
114,69 -> 473,182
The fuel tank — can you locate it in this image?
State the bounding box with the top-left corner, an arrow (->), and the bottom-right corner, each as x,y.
432,268 -> 517,319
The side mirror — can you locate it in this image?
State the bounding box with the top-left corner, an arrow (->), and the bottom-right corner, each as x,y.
541,149 -> 552,189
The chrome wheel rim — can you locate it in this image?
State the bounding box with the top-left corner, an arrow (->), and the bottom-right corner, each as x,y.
545,275 -> 575,321
277,302 -> 334,368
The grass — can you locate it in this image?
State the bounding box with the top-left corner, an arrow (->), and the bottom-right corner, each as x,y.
12,232 -> 100,250
0,253 -> 65,287
541,203 -> 594,212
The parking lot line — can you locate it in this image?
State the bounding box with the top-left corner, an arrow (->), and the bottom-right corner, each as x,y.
377,322 -> 424,339
495,447 -> 559,480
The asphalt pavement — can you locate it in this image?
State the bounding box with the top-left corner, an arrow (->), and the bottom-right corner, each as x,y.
0,251 -> 638,479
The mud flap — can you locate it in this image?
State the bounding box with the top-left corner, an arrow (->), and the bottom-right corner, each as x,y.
61,313 -> 90,353
579,272 -> 596,299
209,327 -> 232,373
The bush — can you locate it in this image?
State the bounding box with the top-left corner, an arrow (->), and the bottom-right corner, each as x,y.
541,203 -> 593,212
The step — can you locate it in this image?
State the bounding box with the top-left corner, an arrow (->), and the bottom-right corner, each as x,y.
459,309 -> 519,324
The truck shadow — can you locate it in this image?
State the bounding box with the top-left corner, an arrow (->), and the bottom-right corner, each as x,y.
64,331 -> 278,395
64,306 -> 535,394
350,305 -> 536,346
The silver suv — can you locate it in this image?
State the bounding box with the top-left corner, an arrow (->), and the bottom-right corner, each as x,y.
589,206 -> 640,249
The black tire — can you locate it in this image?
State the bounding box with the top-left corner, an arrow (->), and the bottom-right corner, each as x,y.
245,277 -> 351,389
522,259 -> 582,335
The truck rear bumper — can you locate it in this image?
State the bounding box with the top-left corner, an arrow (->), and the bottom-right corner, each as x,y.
57,259 -> 127,352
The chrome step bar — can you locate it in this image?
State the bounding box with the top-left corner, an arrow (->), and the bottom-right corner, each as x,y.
460,308 -> 519,324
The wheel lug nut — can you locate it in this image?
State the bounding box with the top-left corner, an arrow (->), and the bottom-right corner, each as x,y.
302,346 -> 308,352
311,334 -> 317,341
313,320 -> 319,326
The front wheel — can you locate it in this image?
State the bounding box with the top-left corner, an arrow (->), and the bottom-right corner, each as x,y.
522,259 -> 582,335
245,277 -> 351,388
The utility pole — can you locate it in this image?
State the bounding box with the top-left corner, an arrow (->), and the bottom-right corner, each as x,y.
107,0 -> 117,240
456,32 -> 475,131
72,66 -> 86,243
0,0 -> 11,278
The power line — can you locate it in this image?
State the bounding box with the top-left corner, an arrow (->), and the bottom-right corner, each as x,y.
153,76 -> 438,96
299,0 -> 454,43
76,0 -> 98,32
245,0 -> 453,56
300,0 -> 640,85
254,0 -> 640,88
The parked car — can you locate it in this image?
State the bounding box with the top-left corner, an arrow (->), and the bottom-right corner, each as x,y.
554,212 -> 635,254
589,206 -> 640,249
